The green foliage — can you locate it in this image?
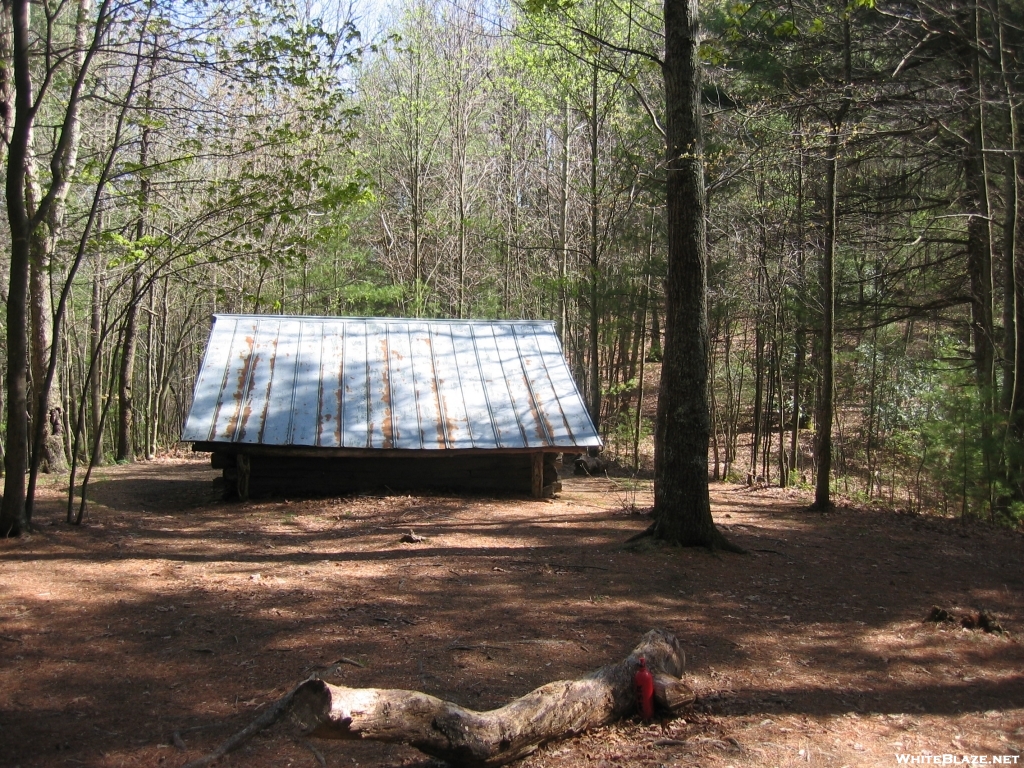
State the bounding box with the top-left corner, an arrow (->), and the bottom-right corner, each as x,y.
604,378 -> 638,398
19,0 -> 1017,537
868,334 -> 995,519
788,470 -> 810,490
604,406 -> 653,469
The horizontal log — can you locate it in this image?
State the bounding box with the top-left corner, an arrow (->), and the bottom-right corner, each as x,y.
247,455 -> 535,472
287,629 -> 691,767
244,479 -> 532,496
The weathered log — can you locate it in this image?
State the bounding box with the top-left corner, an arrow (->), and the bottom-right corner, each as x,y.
286,629 -> 691,768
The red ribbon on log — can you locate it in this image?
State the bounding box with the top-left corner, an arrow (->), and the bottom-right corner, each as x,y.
633,656 -> 655,720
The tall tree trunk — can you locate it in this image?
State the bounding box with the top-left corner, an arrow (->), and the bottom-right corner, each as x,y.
144,283 -> 156,459
411,62 -> 423,317
813,128 -> 840,510
1,0 -> 33,536
117,59 -> 153,463
24,0 -> 92,474
722,324 -> 735,473
776,332 -> 787,487
790,117 -> 806,478
865,324 -> 879,497
90,256 -> 104,464
0,0 -> 12,162
648,304 -> 661,360
652,0 -> 740,551
812,19 -> 851,511
751,312 -> 764,476
635,269 -> 651,472
116,272 -> 140,462
995,0 -> 1024,498
964,0 -> 996,515
454,92 -> 467,319
24,0 -> 93,475
28,192 -> 69,473
557,97 -> 570,344
588,58 -> 601,428
22,0 -> 104,523
501,98 -> 516,319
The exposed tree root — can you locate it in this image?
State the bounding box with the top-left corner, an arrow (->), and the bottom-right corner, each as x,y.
625,519 -> 747,554
625,521 -> 658,542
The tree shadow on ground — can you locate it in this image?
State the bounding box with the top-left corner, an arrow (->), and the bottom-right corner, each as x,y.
3,462 -> 1022,767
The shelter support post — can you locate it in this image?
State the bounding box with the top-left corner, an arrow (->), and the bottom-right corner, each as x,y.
532,452 -> 562,498
236,454 -> 250,501
532,453 -> 543,498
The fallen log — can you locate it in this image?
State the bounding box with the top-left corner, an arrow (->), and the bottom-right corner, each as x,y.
286,628 -> 693,767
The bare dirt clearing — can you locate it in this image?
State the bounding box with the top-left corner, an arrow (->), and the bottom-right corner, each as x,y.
2,458 -> 1022,768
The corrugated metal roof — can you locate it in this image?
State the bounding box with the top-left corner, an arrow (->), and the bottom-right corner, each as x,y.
182,315 -> 602,451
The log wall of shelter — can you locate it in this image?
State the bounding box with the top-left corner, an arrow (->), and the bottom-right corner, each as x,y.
208,450 -> 559,499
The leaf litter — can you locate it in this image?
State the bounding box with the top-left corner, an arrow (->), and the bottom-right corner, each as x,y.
0,457 -> 1021,767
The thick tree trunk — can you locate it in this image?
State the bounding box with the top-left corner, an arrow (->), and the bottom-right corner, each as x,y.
813,132 -> 839,511
653,0 -> 739,550
19,0 -> 97,523
289,629 -> 691,768
812,19 -> 851,512
24,57 -> 85,477
28,215 -> 69,474
1,0 -> 34,536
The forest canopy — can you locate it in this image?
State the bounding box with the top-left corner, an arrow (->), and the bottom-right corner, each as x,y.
1,0 -> 1022,534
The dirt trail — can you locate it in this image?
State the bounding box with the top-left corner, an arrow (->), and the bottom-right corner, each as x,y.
1,458 -> 1021,767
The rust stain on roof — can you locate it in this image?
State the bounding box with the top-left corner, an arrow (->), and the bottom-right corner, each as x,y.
441,392 -> 459,444
431,380 -> 446,448
183,316 -> 601,452
256,338 -> 279,443
424,335 -> 447,448
222,335 -> 256,442
379,337 -> 395,449
335,354 -> 344,445
236,352 -> 261,441
523,372 -> 550,444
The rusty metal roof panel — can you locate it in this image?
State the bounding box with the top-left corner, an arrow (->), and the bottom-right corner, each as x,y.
182,315 -> 603,451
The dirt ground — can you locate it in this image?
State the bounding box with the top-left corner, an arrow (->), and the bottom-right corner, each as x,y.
2,458 -> 1023,768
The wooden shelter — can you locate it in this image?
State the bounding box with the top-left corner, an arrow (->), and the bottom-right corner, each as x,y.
182,315 -> 601,499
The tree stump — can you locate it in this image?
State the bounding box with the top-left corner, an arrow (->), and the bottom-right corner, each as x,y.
287,629 -> 693,767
